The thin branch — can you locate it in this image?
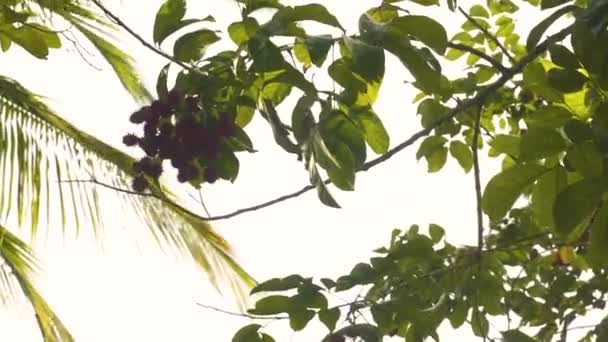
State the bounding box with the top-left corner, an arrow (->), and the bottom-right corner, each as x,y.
472,105 -> 484,254
196,303 -> 288,320
447,42 -> 509,73
59,179 -> 158,198
198,189 -> 212,218
458,7 -> 516,64
90,0 -> 203,76
61,31 -> 103,71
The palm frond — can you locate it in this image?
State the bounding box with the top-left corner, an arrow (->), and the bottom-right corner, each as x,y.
0,223 -> 74,342
0,76 -> 255,301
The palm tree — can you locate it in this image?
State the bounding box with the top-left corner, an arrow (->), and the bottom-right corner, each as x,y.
0,1 -> 254,340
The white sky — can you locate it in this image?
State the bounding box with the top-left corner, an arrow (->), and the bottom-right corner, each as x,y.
0,1 -> 587,341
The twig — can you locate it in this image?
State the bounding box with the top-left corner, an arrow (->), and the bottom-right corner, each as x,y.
458,7 -> 516,64
447,42 -> 509,73
90,0 -> 203,76
198,189 -> 211,217
472,105 -> 484,254
196,303 -> 288,320
61,31 -> 103,71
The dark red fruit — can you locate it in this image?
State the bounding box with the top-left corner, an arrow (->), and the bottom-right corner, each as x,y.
166,89 -> 181,107
159,122 -> 174,136
177,164 -> 199,183
122,134 -> 140,147
150,99 -> 171,117
132,175 -> 148,192
185,96 -> 200,111
139,139 -> 159,157
143,122 -> 157,137
145,161 -> 163,178
204,167 -> 218,183
217,115 -> 236,137
129,107 -> 151,124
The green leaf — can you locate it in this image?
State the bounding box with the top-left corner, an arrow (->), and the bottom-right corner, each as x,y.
351,109 -> 389,154
429,223 -> 445,243
519,127 -> 567,161
416,136 -> 448,173
320,278 -> 336,290
482,164 -> 548,221
541,0 -> 571,9
267,66 -> 317,96
324,141 -> 356,191
449,300 -> 468,329
215,150 -> 240,182
489,135 -> 520,157
249,295 -> 293,315
344,37 -> 385,83
289,309 -> 316,331
531,166 -> 568,228
564,119 -> 593,143
311,166 -> 340,208
370,304 -> 393,332
407,0 -> 440,5
586,201 -> 608,268
328,59 -> 366,93
236,93 -> 257,128
554,178 -> 605,238
251,275 -> 304,295
449,141 -> 473,172
228,18 -> 260,46
4,26 -> 50,58
319,308 -> 340,332
389,15 -> 448,54
249,35 -> 286,72
547,68 -> 587,93
383,39 -> 441,93
294,35 -> 333,68
470,5 -> 490,17
273,4 -> 343,30
349,263 -> 376,284
549,44 -> 579,69
153,0 -> 186,45
319,109 -> 367,168
418,99 -> 449,129
312,130 -> 341,171
565,141 -> 603,178
236,0 -> 283,15
326,324 -> 382,342
156,63 -> 170,99
292,96 -> 316,144
471,310 -> 489,337
173,29 -> 220,62
524,105 -> 573,128
263,100 -> 299,154
526,5 -> 577,52
233,324 -> 266,342
522,62 -> 563,102
502,330 -> 536,342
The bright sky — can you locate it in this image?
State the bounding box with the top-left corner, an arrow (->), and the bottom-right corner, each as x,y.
0,1 -> 583,341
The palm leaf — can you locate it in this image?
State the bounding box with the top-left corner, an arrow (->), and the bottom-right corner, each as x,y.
0,76 -> 255,301
0,223 -> 74,342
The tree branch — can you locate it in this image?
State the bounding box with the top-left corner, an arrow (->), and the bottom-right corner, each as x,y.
458,7 -> 516,64
472,105 -> 484,254
196,303 -> 288,320
90,0 -> 203,76
447,42 -> 509,73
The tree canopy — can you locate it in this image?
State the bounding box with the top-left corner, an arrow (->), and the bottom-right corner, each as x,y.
5,0 -> 608,341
